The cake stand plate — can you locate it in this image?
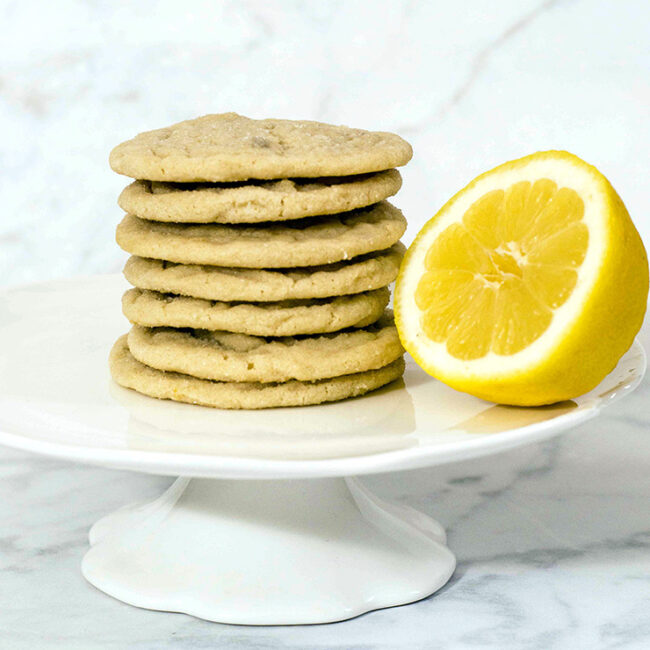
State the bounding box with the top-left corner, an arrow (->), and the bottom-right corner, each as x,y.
0,275 -> 645,625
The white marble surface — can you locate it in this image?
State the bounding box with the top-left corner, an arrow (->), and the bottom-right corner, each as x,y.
1,0 -> 649,647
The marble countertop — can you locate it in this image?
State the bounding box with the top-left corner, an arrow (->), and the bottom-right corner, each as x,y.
1,0 -> 649,647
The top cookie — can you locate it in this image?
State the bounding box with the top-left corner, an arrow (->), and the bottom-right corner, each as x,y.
109,113 -> 413,182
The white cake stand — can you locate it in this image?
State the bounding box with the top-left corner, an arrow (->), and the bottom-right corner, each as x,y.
0,275 -> 645,625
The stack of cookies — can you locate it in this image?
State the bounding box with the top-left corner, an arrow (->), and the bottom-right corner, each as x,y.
108,113 -> 412,409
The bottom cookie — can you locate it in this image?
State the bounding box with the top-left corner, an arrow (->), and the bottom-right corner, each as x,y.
109,335 -> 405,410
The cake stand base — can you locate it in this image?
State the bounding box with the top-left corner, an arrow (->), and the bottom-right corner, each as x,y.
82,476 -> 456,625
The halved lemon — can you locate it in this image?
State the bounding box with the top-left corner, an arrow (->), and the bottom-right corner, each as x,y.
395,151 -> 648,405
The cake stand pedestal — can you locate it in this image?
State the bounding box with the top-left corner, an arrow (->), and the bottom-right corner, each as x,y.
83,476 -> 455,625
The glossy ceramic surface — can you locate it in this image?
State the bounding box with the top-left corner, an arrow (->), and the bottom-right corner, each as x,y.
82,476 -> 456,625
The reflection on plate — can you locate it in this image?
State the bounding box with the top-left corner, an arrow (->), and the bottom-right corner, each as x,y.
449,401 -> 577,434
113,378 -> 417,460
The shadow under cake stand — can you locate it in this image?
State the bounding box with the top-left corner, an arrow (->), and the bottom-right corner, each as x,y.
0,275 -> 645,625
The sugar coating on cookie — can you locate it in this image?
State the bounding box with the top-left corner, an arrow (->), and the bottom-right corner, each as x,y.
126,312 -> 403,384
122,287 -> 389,336
116,202 -> 406,268
123,243 -> 405,302
110,335 -> 405,410
109,113 -> 413,182
118,170 -> 402,223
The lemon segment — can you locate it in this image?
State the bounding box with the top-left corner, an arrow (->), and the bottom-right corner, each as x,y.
417,177 -> 585,359
395,151 -> 648,405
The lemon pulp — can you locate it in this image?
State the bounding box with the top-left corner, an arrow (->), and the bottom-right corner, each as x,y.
414,179 -> 589,361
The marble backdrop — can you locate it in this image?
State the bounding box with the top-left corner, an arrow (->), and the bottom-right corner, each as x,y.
0,0 -> 648,286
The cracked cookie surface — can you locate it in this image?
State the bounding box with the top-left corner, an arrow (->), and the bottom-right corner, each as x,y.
122,287 -> 389,336
110,336 -> 405,409
116,201 -> 406,268
118,170 -> 401,223
123,243 -> 404,302
109,113 -> 413,182
126,312 -> 403,383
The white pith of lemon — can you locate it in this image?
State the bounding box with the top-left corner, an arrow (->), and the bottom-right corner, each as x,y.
395,151 -> 648,406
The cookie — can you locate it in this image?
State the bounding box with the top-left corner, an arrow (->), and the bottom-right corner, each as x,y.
116,202 -> 406,268
118,170 -> 402,224
122,287 -> 389,336
126,312 -> 402,383
110,336 -> 405,410
109,113 -> 413,182
124,243 -> 403,302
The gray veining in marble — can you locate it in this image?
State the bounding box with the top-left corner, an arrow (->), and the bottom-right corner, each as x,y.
1,0 -> 649,647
